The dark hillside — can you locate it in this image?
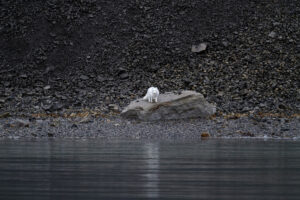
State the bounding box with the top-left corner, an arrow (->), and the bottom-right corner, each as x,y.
0,0 -> 299,114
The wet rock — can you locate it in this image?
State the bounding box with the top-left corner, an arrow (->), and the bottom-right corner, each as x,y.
47,132 -> 54,137
121,90 -> 216,121
31,132 -> 37,137
281,127 -> 290,132
9,119 -> 30,128
201,132 -> 210,138
191,43 -> 207,53
237,130 -> 255,137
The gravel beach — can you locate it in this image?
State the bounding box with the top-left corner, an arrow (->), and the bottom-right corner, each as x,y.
0,1 -> 299,138
1,113 -> 299,139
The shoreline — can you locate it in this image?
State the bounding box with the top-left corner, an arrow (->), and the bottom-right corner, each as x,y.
1,112 -> 299,140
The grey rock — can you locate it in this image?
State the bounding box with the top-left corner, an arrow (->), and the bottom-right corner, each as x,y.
0,98 -> 6,103
79,117 -> 92,123
80,75 -> 89,80
120,72 -> 129,79
44,85 -> 51,90
296,45 -> 300,52
268,31 -> 277,38
281,127 -> 290,132
10,119 -> 30,128
41,103 -> 52,111
121,90 -> 216,121
191,43 -> 207,53
50,103 -> 64,111
71,124 -> 78,128
97,76 -> 105,82
44,65 -> 55,74
109,104 -> 120,112
48,132 -> 54,137
222,41 -> 229,47
19,74 -> 28,78
0,112 -> 10,118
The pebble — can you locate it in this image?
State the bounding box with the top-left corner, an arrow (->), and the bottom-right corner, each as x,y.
80,75 -> 89,80
191,43 -> 207,53
268,31 -> 277,38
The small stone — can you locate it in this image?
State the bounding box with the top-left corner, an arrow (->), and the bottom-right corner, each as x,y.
0,98 -> 5,103
237,130 -> 254,137
278,103 -> 287,110
42,104 -> 52,111
49,32 -> 56,37
217,91 -> 224,96
191,43 -> 207,53
50,103 -> 64,111
79,117 -> 92,123
222,41 -> 229,47
183,78 -> 191,85
97,76 -> 105,82
31,132 -> 37,137
105,97 -> 110,103
242,107 -> 250,112
268,31 -> 277,38
20,74 -> 28,78
71,124 -> 78,128
201,132 -> 210,138
108,104 -> 119,112
148,65 -> 159,72
120,72 -> 129,79
80,75 -> 89,80
0,112 -> 10,118
48,132 -> 54,137
10,119 -> 30,128
4,81 -> 10,87
44,85 -> 51,90
44,65 -> 55,74
296,44 -> 300,49
281,127 -> 289,132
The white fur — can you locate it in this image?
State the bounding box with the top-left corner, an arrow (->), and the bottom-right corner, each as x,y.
143,87 -> 159,103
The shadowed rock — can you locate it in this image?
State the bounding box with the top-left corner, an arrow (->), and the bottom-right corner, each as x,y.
121,90 -> 216,121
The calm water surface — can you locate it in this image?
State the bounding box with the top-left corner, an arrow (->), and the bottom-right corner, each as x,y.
0,139 -> 300,200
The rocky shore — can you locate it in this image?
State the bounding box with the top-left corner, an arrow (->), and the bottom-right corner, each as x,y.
0,1 -> 299,138
1,113 -> 299,139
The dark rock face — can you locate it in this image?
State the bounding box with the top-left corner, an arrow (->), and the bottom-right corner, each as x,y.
0,1 -> 299,115
121,91 -> 216,121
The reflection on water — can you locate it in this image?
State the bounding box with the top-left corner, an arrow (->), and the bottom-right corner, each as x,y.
0,139 -> 300,200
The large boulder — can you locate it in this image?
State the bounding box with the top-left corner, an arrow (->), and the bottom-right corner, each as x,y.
121,90 -> 216,121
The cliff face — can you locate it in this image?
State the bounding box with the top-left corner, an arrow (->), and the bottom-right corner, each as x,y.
0,0 -> 299,114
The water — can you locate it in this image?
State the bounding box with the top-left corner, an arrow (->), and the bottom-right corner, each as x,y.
0,139 -> 300,200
